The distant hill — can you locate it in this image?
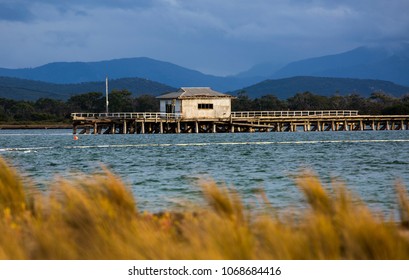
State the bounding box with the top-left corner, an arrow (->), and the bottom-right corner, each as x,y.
231,76 -> 409,99
272,44 -> 409,86
0,57 -> 261,92
0,76 -> 175,101
235,61 -> 284,79
233,44 -> 409,87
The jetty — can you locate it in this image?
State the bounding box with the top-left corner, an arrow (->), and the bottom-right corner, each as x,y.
71,87 -> 409,134
71,110 -> 409,134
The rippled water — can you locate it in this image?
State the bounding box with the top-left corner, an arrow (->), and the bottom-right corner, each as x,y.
1,129 -> 408,213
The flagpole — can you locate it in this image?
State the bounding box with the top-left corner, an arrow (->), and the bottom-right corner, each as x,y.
105,76 -> 109,114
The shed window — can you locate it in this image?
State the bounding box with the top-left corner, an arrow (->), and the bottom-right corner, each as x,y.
198,103 -> 214,109
166,103 -> 175,113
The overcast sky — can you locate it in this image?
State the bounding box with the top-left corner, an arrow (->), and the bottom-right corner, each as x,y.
0,0 -> 408,75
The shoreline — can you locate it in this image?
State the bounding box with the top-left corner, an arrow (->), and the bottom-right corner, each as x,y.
0,124 -> 72,130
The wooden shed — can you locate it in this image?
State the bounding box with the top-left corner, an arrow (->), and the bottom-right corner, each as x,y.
156,87 -> 234,119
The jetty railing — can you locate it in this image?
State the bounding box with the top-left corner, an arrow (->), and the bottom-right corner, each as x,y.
71,110 -> 359,120
231,110 -> 359,118
71,112 -> 182,119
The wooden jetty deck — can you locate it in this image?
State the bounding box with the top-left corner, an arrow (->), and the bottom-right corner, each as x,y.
71,110 -> 409,134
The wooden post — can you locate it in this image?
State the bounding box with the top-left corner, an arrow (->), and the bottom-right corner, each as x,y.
195,121 -> 199,133
141,122 -> 145,134
231,125 -> 234,133
129,123 -> 135,134
123,120 -> 127,134
213,123 -> 216,133
344,120 -> 348,131
111,124 -> 115,134
160,121 -> 164,134
176,122 -> 180,134
73,125 -> 77,134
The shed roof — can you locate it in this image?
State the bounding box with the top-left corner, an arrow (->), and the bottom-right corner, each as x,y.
157,87 -> 233,99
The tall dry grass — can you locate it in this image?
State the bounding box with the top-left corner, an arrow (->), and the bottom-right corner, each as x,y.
0,157 -> 409,259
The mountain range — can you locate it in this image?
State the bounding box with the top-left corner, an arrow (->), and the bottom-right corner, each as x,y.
0,76 -> 175,101
0,57 -> 259,93
236,44 -> 409,85
2,75 -> 408,101
231,76 -> 409,99
1,43 -> 409,100
271,44 -> 409,86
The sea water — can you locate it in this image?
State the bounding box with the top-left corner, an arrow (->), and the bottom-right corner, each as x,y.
0,129 -> 408,214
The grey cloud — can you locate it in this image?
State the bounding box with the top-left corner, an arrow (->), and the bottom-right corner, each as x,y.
0,0 -> 156,22
44,30 -> 88,48
1,0 -> 409,74
9,0 -> 157,10
0,2 -> 33,22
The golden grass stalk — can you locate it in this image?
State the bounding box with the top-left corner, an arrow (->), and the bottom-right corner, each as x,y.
0,157 -> 409,259
0,158 -> 28,215
396,182 -> 409,229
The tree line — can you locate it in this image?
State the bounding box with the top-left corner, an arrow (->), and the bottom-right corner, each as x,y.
1,90 -> 409,123
232,91 -> 409,115
0,90 -> 158,123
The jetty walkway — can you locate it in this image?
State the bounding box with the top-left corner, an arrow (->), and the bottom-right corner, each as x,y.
71,110 -> 409,134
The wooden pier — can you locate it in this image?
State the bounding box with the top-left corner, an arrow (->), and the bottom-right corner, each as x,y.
71,110 -> 409,134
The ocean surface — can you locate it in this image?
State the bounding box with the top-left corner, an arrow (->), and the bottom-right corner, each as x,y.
1,129 -> 409,214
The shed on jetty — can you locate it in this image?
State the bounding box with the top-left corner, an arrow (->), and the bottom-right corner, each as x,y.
156,87 -> 234,119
